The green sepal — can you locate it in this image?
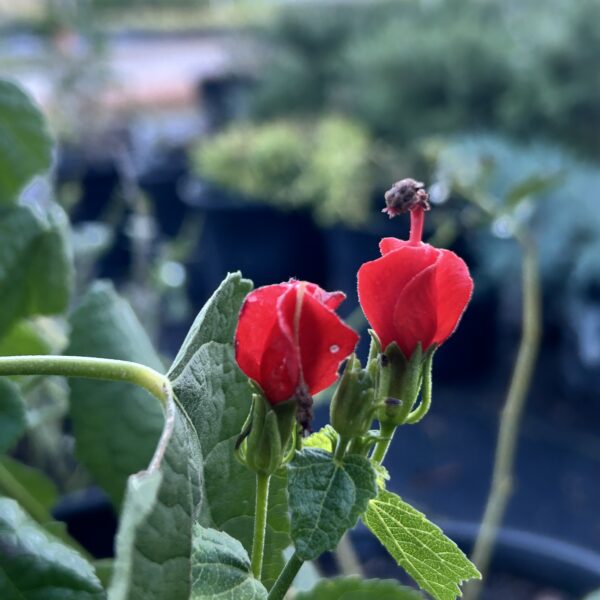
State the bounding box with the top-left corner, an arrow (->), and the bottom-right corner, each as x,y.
376,343 -> 426,426
330,354 -> 375,440
244,393 -> 296,476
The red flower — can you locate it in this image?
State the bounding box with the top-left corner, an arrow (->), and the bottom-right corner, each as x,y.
235,281 -> 359,405
358,208 -> 473,358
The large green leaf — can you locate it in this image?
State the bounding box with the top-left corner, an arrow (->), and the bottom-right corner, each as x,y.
0,80 -> 53,205
169,273 -> 291,589
363,491 -> 480,600
0,379 -> 26,454
0,497 -> 105,599
0,204 -> 73,337
108,398 -> 203,600
66,282 -> 165,508
296,577 -> 424,599
288,448 -> 377,561
190,525 -> 267,600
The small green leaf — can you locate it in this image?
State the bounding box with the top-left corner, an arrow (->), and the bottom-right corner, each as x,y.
0,456 -> 58,512
304,425 -> 337,453
0,80 -> 53,205
0,380 -> 26,453
296,577 -> 424,599
504,172 -> 562,209
288,448 -> 377,561
108,398 -> 203,600
0,204 -> 73,337
66,282 -> 165,508
190,525 -> 267,600
0,320 -> 53,357
363,491 -> 480,600
0,497 -> 105,599
169,273 -> 290,589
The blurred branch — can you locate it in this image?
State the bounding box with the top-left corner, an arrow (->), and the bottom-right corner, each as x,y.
462,195 -> 542,599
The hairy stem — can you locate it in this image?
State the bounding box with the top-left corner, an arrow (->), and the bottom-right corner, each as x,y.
464,234 -> 541,599
268,551 -> 304,600
251,473 -> 271,580
371,421 -> 396,465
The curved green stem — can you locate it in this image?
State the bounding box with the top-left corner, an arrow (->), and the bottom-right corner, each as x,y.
251,473 -> 271,579
268,551 -> 304,600
371,421 -> 396,465
405,353 -> 433,425
464,234 -> 541,600
333,435 -> 350,463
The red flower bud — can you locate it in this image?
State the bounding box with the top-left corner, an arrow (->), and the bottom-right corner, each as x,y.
235,280 -> 359,405
358,208 -> 473,358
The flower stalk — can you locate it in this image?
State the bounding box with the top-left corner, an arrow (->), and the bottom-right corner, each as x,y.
251,473 -> 271,579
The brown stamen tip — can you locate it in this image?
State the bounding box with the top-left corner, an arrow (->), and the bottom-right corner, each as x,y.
383,178 -> 430,218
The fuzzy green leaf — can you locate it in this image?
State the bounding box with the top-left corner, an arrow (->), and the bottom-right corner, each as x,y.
0,497 -> 105,599
0,80 -> 53,205
363,491 -> 480,600
296,577 -> 424,599
190,525 -> 267,600
0,204 -> 73,337
0,320 -> 53,357
0,456 -> 58,512
303,425 -> 336,453
169,273 -> 291,589
288,448 -> 377,560
66,282 -> 165,508
0,380 -> 26,454
108,398 -> 203,600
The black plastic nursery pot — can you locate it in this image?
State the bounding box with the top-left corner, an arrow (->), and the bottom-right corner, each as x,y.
184,182 -> 328,307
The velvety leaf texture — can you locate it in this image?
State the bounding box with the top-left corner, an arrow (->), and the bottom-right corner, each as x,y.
0,379 -> 26,453
169,273 -> 290,589
0,498 -> 105,600
0,79 -> 53,205
296,577 -> 424,599
66,282 -> 165,508
363,491 -> 481,600
109,398 -> 203,600
190,525 -> 267,600
288,448 -> 378,560
0,204 -> 73,337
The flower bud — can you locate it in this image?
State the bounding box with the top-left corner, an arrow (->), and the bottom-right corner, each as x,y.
243,393 -> 296,476
330,354 -> 375,439
376,342 -> 431,426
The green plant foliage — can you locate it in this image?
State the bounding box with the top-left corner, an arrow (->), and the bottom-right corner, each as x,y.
108,402 -> 203,600
303,425 -> 336,453
193,116 -> 375,226
0,80 -> 53,205
363,491 -> 480,600
296,577 -> 424,599
288,448 -> 377,561
66,282 -> 165,508
0,497 -> 105,599
0,204 -> 73,337
0,455 -> 58,513
169,272 -> 290,589
0,380 -> 26,454
0,320 -> 53,357
190,525 -> 268,600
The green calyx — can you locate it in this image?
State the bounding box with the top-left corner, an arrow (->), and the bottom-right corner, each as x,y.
330,354 -> 375,440
376,342 -> 435,427
240,393 -> 297,476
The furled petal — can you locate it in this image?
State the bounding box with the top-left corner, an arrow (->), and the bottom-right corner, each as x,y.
259,285 -> 301,403
235,284 -> 290,384
379,237 -> 412,255
304,282 -> 346,311
431,249 -> 474,346
357,244 -> 439,350
297,291 -> 359,395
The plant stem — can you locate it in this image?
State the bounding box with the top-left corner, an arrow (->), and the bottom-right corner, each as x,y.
333,435 -> 349,463
268,551 -> 304,600
251,473 -> 271,579
0,354 -> 171,560
0,355 -> 169,407
464,234 -> 541,600
371,421 -> 396,465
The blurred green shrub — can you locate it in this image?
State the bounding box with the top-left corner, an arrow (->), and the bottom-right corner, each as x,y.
252,0 -> 600,157
192,116 -> 376,226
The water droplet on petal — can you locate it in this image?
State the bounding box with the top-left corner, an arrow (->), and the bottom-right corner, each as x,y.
330,344 -> 340,354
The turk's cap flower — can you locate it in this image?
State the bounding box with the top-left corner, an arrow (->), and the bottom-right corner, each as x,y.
235,280 -> 359,408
